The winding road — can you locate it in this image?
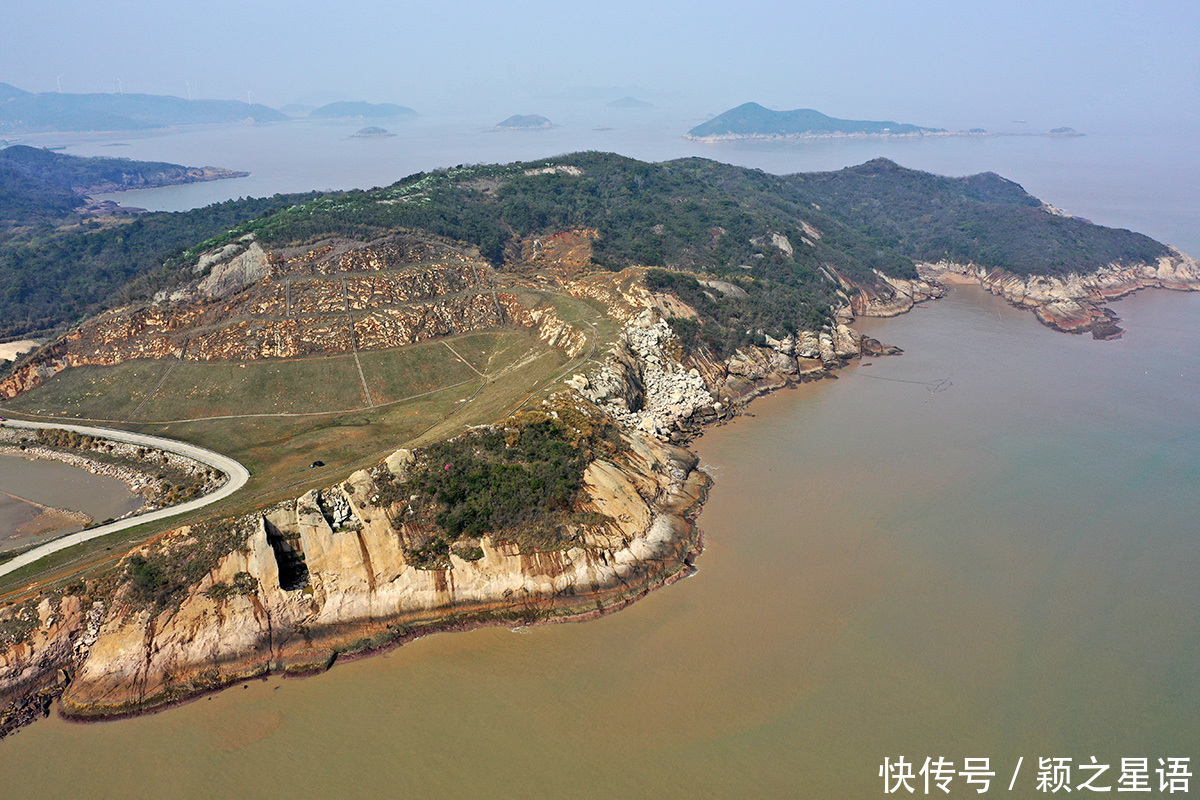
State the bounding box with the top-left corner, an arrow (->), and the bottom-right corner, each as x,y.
0,419 -> 249,579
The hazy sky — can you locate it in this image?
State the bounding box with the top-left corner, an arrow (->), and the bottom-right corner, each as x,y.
4,0 -> 1198,131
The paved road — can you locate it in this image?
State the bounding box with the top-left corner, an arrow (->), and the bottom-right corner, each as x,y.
0,419 -> 250,579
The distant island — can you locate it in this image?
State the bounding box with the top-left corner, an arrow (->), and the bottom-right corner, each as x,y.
492,114 -> 554,131
0,82 -> 286,134
351,126 -> 395,138
607,96 -> 652,109
687,102 -> 946,141
309,101 -> 416,120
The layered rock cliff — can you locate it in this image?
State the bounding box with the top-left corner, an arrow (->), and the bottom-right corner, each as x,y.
15,414 -> 704,720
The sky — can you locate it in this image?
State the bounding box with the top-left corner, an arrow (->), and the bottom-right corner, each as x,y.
3,0 -> 1198,132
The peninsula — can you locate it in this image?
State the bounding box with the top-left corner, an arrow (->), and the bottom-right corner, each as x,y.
1,153 -> 1196,736
0,144 -> 248,198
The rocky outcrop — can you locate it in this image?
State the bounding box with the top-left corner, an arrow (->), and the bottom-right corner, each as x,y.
832,268 -> 946,318
572,306 -> 883,444
916,249 -> 1200,338
0,596 -> 89,737
195,241 -> 270,299
572,311 -> 714,438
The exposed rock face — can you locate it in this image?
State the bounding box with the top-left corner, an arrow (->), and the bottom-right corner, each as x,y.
0,234 -> 588,399
195,241 -> 270,299
0,596 -> 87,737
573,302 -> 877,444
575,311 -> 714,437
832,268 -> 946,318
916,249 -> 1200,338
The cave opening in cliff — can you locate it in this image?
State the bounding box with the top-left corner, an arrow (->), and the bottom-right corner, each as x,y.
264,518 -> 309,591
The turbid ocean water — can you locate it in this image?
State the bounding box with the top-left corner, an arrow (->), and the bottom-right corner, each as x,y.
1,118 -> 1196,796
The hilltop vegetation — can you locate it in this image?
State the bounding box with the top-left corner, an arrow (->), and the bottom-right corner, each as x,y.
688,102 -> 941,138
0,191 -> 322,338
798,158 -> 1168,276
0,151 -> 1171,344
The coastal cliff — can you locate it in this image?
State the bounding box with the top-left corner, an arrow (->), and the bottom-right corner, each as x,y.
2,406 -> 706,720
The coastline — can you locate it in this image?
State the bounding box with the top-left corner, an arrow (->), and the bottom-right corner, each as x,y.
3,245 -> 1200,733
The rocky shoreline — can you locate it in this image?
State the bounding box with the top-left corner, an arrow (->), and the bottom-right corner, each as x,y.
0,284 -> 853,731
915,248 -> 1200,339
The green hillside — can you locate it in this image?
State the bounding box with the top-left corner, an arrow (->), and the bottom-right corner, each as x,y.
0,152 -> 1171,345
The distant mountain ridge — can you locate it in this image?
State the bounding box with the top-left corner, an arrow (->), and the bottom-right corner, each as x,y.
308,101 -> 416,119
0,82 -> 286,133
687,102 -> 944,140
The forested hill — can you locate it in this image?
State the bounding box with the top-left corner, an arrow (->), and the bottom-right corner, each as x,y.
199,152 -> 1167,283
791,158 -> 1169,276
0,151 -> 1173,341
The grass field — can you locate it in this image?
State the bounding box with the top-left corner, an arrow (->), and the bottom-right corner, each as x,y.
0,326 -> 583,518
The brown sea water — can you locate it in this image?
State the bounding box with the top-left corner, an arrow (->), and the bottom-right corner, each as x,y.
1,285 -> 1197,797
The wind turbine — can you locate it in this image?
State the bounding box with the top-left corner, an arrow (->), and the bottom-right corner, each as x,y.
56,75 -> 62,93
186,81 -> 193,101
